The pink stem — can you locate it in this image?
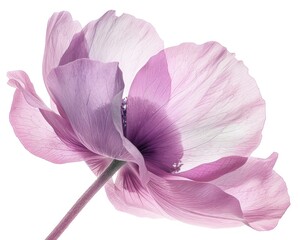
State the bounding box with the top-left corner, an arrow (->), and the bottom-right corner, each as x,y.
46,160 -> 125,240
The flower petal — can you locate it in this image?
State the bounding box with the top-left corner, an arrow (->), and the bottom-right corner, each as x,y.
46,59 -> 146,176
62,10 -> 164,88
128,50 -> 171,107
59,31 -> 89,66
43,11 -> 81,79
107,167 -> 245,227
147,174 -> 244,227
106,165 -> 164,218
177,156 -> 247,181
125,51 -> 182,175
211,153 -> 290,230
8,71 -> 94,163
163,42 -> 265,169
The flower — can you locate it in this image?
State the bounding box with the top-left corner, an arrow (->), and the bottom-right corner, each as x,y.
9,11 -> 289,231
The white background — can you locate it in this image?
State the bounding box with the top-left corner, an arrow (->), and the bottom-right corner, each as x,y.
0,0 -> 299,239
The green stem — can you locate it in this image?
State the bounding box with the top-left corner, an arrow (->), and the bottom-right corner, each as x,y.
46,159 -> 125,240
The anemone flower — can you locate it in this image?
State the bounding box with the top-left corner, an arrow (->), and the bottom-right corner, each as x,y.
8,10 -> 289,239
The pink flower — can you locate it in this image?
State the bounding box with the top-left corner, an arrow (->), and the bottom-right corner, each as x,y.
9,11 -> 289,231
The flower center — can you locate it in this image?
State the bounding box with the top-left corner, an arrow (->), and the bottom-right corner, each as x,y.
121,97 -> 183,174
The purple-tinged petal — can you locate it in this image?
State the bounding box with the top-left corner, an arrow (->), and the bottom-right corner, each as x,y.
106,165 -> 164,218
148,174 -> 244,227
8,71 -> 95,164
125,50 -> 179,175
47,59 -> 146,177
43,11 -> 81,79
63,10 -> 164,87
46,59 -> 123,155
128,50 -> 171,107
211,153 -> 290,230
177,156 -> 247,181
162,42 -> 265,169
59,31 -> 89,66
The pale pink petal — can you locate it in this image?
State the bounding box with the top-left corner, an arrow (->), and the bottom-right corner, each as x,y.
43,11 -> 81,79
108,155 -> 288,229
8,71 -> 77,142
46,59 -> 146,178
211,153 -> 290,230
8,71 -> 95,164
105,165 -> 164,218
63,10 -> 164,88
107,168 -> 245,227
177,156 -> 247,181
147,174 -> 244,227
163,42 -> 265,169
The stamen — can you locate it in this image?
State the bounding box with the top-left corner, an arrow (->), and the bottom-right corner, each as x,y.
121,97 -> 127,136
172,161 -> 183,173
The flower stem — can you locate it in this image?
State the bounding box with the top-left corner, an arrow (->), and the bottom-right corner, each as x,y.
46,159 -> 125,240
